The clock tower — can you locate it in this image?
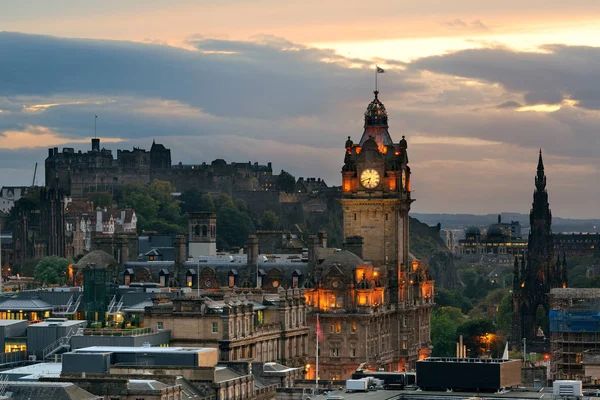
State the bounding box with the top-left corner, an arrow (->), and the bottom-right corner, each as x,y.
340,90 -> 412,305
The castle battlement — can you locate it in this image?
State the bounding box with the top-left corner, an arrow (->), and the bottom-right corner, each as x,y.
46,138 -> 274,197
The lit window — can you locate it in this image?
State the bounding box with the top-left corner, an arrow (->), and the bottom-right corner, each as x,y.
351,321 -> 357,333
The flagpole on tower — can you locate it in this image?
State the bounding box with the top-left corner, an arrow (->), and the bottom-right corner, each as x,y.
375,65 -> 385,93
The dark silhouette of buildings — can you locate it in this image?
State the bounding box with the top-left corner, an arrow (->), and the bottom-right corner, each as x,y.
511,151 -> 568,350
45,138 -> 274,197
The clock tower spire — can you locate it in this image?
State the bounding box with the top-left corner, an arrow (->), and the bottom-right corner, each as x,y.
341,90 -> 413,305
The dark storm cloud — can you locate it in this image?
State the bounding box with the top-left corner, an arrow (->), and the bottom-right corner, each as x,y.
411,45 -> 600,109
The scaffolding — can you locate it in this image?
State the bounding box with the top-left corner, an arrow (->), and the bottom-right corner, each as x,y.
550,310 -> 600,381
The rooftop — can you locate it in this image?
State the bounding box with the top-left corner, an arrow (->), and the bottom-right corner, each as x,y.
0,298 -> 53,311
0,362 -> 62,380
73,346 -> 215,354
29,319 -> 86,328
0,319 -> 27,327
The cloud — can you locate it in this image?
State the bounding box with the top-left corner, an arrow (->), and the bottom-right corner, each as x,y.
495,100 -> 522,108
0,125 -> 123,149
411,45 -> 600,110
441,18 -> 489,31
0,32 -> 599,217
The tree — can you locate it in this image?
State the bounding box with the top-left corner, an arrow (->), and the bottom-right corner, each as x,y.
34,256 -> 72,286
276,170 -> 296,193
435,288 -> 473,313
496,293 -> 513,336
261,210 -> 280,230
457,318 -> 500,357
118,180 -> 183,233
431,307 -> 466,356
217,206 -> 255,250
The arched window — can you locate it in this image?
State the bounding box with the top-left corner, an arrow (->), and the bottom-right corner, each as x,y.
194,224 -> 200,236
202,225 -> 208,237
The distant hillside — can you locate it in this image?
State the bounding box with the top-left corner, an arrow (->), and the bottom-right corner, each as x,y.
410,217 -> 460,289
411,212 -> 600,233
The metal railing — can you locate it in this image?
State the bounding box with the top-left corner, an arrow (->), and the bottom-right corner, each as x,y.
82,327 -> 152,336
43,327 -> 77,360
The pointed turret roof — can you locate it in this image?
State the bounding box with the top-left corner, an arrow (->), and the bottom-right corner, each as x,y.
359,91 -> 393,149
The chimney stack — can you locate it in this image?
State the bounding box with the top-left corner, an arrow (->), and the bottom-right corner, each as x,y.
344,236 -> 364,259
174,235 -> 187,285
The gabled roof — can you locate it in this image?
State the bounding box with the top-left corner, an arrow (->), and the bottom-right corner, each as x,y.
0,298 -> 52,311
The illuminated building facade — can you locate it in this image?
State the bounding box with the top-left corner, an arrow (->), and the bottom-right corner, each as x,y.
304,91 -> 434,380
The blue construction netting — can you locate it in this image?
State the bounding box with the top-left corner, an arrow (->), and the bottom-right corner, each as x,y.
550,310 -> 600,333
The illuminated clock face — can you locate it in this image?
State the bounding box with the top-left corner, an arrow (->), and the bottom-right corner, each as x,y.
360,169 -> 380,189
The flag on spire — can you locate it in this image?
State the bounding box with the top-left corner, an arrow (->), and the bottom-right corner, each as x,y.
316,314 -> 323,342
376,66 -> 385,73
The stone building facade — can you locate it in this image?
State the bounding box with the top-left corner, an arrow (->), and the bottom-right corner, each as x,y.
144,289 -> 309,368
45,138 -> 274,197
303,91 -> 434,380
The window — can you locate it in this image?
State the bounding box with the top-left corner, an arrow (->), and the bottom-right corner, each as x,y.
402,336 -> 408,349
330,321 -> 341,333
157,322 -> 163,330
354,214 -> 357,221
403,316 -> 407,327
350,346 -> 357,357
329,295 -> 335,308
330,344 -> 340,357
336,296 -> 344,308
212,322 -> 218,334
351,321 -> 357,333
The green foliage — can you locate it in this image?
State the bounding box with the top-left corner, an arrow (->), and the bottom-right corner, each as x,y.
34,256 -> 72,285
217,206 -> 256,250
168,188 -> 259,249
567,256 -> 597,287
496,293 -> 513,336
435,288 -> 473,313
276,170 -> 296,193
457,318 -> 503,357
88,192 -> 113,209
261,210 -> 280,230
431,307 -> 466,356
118,180 -> 183,234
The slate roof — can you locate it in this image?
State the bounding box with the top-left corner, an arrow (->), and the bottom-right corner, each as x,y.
122,300 -> 154,313
4,381 -> 100,400
215,366 -> 243,383
127,379 -> 171,391
0,298 -> 52,311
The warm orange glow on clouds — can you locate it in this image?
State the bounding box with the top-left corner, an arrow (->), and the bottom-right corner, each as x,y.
0,126 -> 123,149
23,102 -> 85,112
410,136 -> 502,147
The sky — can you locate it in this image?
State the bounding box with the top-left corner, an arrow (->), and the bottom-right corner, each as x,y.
0,1 -> 599,218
